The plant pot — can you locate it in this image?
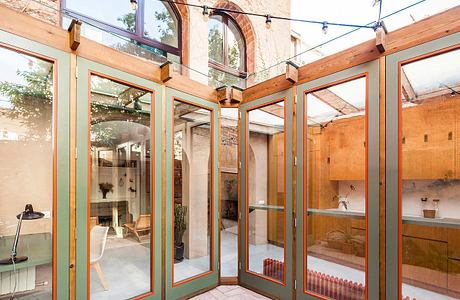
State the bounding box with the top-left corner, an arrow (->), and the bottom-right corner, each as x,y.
174,242 -> 185,263
101,190 -> 109,199
342,242 -> 354,255
423,209 -> 436,218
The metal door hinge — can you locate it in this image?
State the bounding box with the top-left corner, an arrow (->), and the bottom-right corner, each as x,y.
239,161 -> 242,169
239,261 -> 242,270
239,111 -> 242,119
294,217 -> 297,228
294,94 -> 297,105
294,279 -> 297,290
239,212 -> 242,220
75,66 -> 78,79
75,148 -> 78,160
218,262 -> 220,270
294,156 -> 297,166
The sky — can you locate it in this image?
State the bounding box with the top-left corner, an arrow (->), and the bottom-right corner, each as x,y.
289,0 -> 459,64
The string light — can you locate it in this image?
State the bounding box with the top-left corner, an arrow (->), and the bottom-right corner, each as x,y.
322,22 -> 328,35
202,5 -> 210,22
157,0 -> 375,31
265,15 -> 272,30
130,0 -> 138,11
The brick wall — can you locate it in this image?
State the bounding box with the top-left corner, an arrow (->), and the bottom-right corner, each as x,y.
0,0 -> 59,25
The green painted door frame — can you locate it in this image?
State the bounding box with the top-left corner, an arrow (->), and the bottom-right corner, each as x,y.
75,57 -> 162,300
239,90 -> 294,300
385,32 -> 460,300
295,60 -> 380,300
0,29 -> 70,300
164,87 -> 219,299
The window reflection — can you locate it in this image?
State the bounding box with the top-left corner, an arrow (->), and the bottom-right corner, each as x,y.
247,101 -> 285,283
173,100 -> 212,284
0,47 -> 54,298
305,77 -> 367,299
400,48 -> 460,300
89,75 -> 152,299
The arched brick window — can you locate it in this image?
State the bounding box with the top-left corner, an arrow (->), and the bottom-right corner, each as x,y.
208,1 -> 255,87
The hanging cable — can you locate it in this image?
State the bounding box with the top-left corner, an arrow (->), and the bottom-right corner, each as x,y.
158,0 -> 376,30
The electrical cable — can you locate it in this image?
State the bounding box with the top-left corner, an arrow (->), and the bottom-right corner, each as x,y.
158,0 -> 375,29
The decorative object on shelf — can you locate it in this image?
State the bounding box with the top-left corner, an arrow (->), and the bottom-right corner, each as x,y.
0,204 -> 45,265
99,182 -> 114,199
332,184 -> 355,211
174,203 -> 187,263
423,209 -> 436,218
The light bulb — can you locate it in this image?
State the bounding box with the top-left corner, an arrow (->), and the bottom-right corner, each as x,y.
372,0 -> 380,7
202,5 -> 210,22
265,15 -> 272,30
130,0 -> 138,11
322,22 -> 328,35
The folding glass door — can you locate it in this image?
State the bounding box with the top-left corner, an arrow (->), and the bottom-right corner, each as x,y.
386,33 -> 460,300
75,58 -> 162,300
164,88 -> 219,299
0,30 -> 70,299
295,61 -> 380,300
239,90 -> 293,299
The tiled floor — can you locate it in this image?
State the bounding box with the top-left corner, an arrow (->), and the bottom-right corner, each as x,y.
190,285 -> 271,300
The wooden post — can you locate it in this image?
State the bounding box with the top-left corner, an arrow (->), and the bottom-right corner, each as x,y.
285,61 -> 299,84
67,19 -> 82,51
375,26 -> 387,53
216,86 -> 243,107
160,61 -> 173,82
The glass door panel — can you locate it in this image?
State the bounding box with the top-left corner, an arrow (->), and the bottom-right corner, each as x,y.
165,88 -> 219,300
76,58 -> 161,300
220,107 -> 239,278
239,91 -> 293,299
399,47 -> 460,300
304,76 -> 367,299
0,31 -> 70,300
88,74 -> 153,299
172,99 -> 212,284
296,61 -> 379,300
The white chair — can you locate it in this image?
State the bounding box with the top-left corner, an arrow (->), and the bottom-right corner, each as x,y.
90,225 -> 109,291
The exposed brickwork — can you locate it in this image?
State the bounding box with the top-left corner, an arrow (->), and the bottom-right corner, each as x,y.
221,126 -> 237,146
212,0 -> 256,74
0,0 -> 59,25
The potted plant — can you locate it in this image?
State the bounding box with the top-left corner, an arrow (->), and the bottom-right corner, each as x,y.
99,182 -> 114,199
174,203 -> 187,263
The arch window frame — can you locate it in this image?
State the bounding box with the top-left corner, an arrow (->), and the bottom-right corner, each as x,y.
208,12 -> 247,79
61,0 -> 182,59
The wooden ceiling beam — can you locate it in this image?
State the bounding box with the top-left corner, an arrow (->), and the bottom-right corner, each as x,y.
312,89 -> 360,115
401,69 -> 417,102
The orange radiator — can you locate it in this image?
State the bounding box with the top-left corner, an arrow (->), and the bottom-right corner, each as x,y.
262,258 -> 416,300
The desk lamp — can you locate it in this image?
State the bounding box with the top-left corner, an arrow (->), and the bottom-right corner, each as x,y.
0,204 -> 44,265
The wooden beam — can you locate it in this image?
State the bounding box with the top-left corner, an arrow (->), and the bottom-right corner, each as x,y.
67,19 -> 82,51
216,86 -> 243,107
259,103 -> 284,119
401,69 -> 417,102
285,61 -> 299,84
375,26 -> 386,53
312,89 -> 360,115
160,61 -> 173,83
118,87 -> 148,106
243,5 -> 460,102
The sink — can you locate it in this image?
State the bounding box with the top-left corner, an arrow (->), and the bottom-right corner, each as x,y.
326,208 -> 365,214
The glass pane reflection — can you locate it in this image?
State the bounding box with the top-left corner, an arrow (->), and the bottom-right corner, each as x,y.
173,100 -> 212,283
0,46 -> 54,299
305,77 -> 367,299
89,75 -> 152,299
247,101 -> 285,283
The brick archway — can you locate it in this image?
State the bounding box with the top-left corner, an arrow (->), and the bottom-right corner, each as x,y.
212,0 -> 256,74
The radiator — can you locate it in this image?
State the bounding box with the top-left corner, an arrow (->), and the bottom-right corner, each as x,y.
262,258 -> 416,300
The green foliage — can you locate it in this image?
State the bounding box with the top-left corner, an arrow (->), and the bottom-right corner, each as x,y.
153,10 -> 176,45
174,203 -> 187,245
117,12 -> 136,32
0,61 -> 53,140
208,26 -> 224,63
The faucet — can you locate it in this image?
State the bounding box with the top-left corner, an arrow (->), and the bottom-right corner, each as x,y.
333,195 -> 349,211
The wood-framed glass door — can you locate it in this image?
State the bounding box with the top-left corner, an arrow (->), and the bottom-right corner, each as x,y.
295,61 -> 380,300
386,32 -> 460,300
75,57 -> 162,300
239,90 -> 293,299
0,29 -> 70,300
164,88 -> 219,299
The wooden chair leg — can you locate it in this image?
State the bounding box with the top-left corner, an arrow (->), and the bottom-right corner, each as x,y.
92,262 -> 109,291
134,230 -> 141,242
